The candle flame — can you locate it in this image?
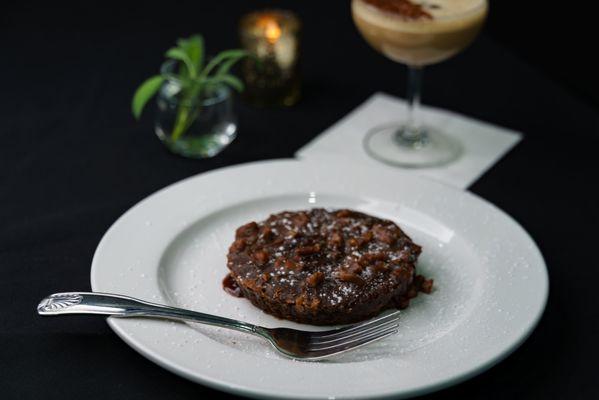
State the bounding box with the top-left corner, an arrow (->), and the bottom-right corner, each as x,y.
258,17 -> 282,44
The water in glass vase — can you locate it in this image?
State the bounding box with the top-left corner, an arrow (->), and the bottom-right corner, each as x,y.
155,80 -> 237,159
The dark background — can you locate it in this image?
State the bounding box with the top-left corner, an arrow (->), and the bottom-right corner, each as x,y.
1,1 -> 597,399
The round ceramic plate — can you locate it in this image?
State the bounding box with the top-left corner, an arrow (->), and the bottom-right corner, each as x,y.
90,159 -> 548,399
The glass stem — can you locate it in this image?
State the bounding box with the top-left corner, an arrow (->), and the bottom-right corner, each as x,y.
396,65 -> 427,147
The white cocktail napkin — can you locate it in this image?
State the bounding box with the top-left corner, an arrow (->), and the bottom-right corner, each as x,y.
296,92 -> 522,189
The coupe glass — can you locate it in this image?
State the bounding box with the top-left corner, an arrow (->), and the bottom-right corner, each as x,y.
352,0 -> 488,168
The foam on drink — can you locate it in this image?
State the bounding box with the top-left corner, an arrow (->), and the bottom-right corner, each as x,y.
352,0 -> 488,66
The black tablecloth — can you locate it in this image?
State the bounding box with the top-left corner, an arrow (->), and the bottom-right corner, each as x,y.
2,1 -> 597,399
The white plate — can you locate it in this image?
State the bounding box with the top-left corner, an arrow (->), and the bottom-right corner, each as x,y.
91,159 -> 548,399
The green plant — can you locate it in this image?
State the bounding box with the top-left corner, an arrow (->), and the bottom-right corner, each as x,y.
132,34 -> 248,141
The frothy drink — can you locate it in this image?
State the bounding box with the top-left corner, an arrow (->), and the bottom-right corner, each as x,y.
352,0 -> 488,66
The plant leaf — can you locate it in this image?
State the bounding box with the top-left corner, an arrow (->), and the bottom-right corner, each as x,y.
206,74 -> 244,92
202,49 -> 249,78
132,75 -> 164,119
165,48 -> 197,78
178,34 -> 204,71
215,51 -> 248,77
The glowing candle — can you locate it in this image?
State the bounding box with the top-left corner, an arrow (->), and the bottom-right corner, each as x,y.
239,10 -> 301,106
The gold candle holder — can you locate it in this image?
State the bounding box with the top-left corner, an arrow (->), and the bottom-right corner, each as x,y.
239,9 -> 301,107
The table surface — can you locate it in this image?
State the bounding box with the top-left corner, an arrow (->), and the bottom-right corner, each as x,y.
2,2 -> 597,399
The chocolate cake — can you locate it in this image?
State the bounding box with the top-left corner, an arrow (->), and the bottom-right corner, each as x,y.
224,209 -> 432,325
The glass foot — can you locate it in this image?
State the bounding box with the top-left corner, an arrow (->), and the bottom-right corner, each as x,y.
363,124 -> 462,168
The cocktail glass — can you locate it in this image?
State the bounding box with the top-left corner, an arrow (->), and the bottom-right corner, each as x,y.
352,0 -> 488,167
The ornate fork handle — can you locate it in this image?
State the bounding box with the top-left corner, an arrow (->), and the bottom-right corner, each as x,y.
38,292 -> 258,334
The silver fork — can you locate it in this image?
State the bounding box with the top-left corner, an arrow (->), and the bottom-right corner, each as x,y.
38,292 -> 400,360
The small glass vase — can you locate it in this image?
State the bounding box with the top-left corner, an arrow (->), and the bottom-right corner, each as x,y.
154,62 -> 237,159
